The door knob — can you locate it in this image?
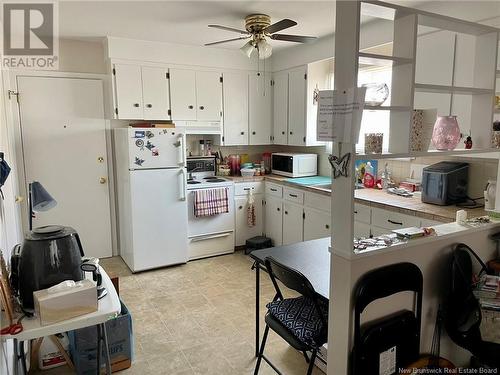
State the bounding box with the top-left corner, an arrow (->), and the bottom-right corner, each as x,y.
146,104 -> 152,108
97,156 -> 104,163
99,177 -> 107,184
133,103 -> 140,107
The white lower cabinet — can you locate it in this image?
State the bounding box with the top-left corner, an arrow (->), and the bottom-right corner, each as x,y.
235,196 -> 264,246
354,221 -> 371,238
283,202 -> 304,245
304,207 -> 330,241
265,196 -> 283,246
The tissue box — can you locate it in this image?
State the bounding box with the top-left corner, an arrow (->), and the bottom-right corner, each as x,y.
34,280 -> 97,326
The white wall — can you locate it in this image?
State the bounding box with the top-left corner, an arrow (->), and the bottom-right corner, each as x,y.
58,38 -> 106,74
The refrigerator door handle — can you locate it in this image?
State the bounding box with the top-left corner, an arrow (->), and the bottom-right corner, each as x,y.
177,134 -> 186,165
179,169 -> 187,201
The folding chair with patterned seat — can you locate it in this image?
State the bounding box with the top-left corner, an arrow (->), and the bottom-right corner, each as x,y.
254,257 -> 328,375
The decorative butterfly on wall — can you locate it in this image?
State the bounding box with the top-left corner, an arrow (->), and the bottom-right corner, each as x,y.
328,152 -> 351,179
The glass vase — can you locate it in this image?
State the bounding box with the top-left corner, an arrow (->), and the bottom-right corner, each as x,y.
431,116 -> 461,151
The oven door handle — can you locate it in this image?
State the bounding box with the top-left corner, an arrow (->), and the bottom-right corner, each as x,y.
179,168 -> 187,201
189,231 -> 233,242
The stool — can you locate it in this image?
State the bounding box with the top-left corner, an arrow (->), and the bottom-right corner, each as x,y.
245,236 -> 272,255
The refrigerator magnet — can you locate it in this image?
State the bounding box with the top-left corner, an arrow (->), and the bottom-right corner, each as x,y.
134,130 -> 145,138
152,148 -> 159,157
134,157 -> 145,166
145,131 -> 154,139
135,139 -> 144,148
145,141 -> 155,150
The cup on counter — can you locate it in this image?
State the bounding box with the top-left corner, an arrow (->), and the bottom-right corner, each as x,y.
228,154 -> 241,176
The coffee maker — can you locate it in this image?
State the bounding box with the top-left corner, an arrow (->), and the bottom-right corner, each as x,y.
10,225 -> 85,310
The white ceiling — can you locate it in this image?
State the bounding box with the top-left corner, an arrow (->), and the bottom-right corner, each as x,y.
58,1 -> 500,51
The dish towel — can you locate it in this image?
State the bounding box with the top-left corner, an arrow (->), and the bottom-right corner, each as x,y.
247,190 -> 256,227
194,188 -> 229,217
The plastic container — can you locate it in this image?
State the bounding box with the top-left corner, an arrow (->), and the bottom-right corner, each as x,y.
39,333 -> 69,370
262,153 -> 272,174
241,168 -> 255,177
228,154 -> 241,176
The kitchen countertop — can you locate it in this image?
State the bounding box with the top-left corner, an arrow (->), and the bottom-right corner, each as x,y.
227,174 -> 487,222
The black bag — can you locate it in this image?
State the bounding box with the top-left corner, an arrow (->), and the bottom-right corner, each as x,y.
0,153 -> 11,199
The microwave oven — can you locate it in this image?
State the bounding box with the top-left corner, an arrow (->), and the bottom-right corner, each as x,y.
271,153 -> 318,178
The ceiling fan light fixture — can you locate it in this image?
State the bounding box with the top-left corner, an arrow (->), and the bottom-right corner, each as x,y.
257,39 -> 272,59
240,41 -> 255,58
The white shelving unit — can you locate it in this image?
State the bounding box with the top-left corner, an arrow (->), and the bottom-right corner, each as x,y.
357,0 -> 499,154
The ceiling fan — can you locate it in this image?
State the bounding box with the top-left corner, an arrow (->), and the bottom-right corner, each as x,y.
205,14 -> 317,59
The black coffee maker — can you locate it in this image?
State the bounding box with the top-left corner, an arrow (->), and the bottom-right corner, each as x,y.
10,225 -> 85,310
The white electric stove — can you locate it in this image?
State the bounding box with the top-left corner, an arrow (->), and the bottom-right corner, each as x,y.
186,156 -> 235,260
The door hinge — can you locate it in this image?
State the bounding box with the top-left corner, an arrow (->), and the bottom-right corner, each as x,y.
112,68 -> 116,76
166,72 -> 170,79
220,76 -> 223,83
115,108 -> 118,115
303,212 -> 305,219
222,136 -> 225,142
168,109 -> 171,116
270,80 -> 274,86
303,136 -> 306,143
304,73 -> 307,80
7,90 -> 19,101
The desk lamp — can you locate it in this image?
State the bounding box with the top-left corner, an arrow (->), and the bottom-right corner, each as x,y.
28,181 -> 57,230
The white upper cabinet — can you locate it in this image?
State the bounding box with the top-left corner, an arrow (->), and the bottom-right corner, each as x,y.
113,64 -> 171,121
196,71 -> 223,121
113,64 -> 145,120
169,69 -> 197,121
249,72 -> 272,145
287,66 -> 308,146
273,71 -> 289,145
141,66 -> 170,120
222,72 -> 249,145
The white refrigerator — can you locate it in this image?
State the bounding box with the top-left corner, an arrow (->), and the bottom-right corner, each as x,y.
114,127 -> 188,272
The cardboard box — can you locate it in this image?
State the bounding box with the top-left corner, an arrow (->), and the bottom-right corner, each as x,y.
34,280 -> 97,326
68,301 -> 133,374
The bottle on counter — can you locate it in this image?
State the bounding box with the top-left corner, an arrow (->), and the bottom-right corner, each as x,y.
363,161 -> 375,188
199,140 -> 205,156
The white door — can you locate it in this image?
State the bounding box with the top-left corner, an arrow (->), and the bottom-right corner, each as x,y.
142,66 -> 170,121
265,197 -> 283,246
273,71 -> 288,145
114,64 -> 143,120
130,168 -> 187,271
282,202 -> 304,245
169,69 -> 197,121
235,195 -> 263,246
249,72 -> 272,145
17,76 -> 112,258
304,207 -> 331,241
223,72 -> 249,145
196,71 -> 222,121
288,66 -> 307,146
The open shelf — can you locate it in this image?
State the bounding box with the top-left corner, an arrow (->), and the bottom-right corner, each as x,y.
358,52 -> 413,67
414,83 -> 494,95
363,105 -> 411,111
355,148 -> 500,160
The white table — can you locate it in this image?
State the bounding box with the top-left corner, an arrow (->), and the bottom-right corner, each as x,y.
1,267 -> 121,375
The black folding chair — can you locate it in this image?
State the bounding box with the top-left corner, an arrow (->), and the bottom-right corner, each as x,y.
352,262 -> 423,375
254,257 -> 328,375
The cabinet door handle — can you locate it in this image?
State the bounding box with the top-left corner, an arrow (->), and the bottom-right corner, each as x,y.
388,219 -> 403,226
282,131 -> 285,135
354,211 -> 358,214
241,131 -> 245,135
325,224 -> 330,229
199,106 -> 205,110
270,188 -> 277,192
252,131 -> 256,135
188,105 -> 194,109
277,207 -> 280,212
133,103 -> 140,107
146,104 -> 152,108
284,211 -> 288,215
290,131 -> 293,135
289,194 -> 298,198
239,206 -> 243,210
243,188 -> 250,191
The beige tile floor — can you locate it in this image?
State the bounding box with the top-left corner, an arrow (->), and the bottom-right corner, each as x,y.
41,251 -> 324,375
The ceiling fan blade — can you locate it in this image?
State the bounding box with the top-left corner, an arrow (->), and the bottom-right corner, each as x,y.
270,34 -> 317,43
263,19 -> 297,34
208,24 -> 250,35
205,36 -> 250,46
